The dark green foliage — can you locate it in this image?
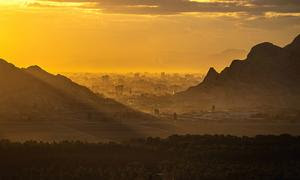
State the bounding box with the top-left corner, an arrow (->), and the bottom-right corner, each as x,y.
0,134 -> 300,180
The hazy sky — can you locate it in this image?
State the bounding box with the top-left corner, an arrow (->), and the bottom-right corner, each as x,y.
0,0 -> 299,73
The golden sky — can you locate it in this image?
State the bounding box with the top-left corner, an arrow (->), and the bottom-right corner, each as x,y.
0,0 -> 300,73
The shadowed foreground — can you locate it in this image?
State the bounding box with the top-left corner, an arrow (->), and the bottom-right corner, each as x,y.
0,134 -> 300,180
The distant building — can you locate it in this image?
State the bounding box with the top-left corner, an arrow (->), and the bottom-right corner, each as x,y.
212,105 -> 216,112
115,85 -> 124,96
173,73 -> 179,77
118,78 -> 125,84
185,74 -> 194,79
129,88 -> 132,95
173,112 -> 178,121
161,72 -> 166,79
170,84 -> 181,94
101,75 -> 110,82
154,108 -> 160,117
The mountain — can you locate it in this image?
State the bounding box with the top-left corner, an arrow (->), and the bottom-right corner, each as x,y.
175,34 -> 300,110
0,60 -> 171,141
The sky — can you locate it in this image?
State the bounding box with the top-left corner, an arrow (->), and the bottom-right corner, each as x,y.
0,0 -> 300,73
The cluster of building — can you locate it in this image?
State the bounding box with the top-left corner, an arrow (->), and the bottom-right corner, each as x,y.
66,72 -> 203,111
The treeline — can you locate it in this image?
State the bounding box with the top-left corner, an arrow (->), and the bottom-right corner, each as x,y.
0,134 -> 300,180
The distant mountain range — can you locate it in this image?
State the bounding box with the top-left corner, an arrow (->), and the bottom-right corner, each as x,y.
0,60 -> 171,141
208,48 -> 247,70
175,34 -> 300,110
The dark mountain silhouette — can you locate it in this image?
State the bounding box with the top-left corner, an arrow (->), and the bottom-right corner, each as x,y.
175,34 -> 300,110
0,60 -> 171,141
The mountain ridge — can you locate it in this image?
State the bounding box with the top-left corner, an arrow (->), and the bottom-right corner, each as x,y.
175,34 -> 300,110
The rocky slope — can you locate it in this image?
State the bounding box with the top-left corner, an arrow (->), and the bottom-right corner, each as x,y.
0,59 -> 171,141
175,34 -> 300,110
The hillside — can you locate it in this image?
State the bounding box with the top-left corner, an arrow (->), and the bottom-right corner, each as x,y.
175,34 -> 300,110
0,59 -> 171,141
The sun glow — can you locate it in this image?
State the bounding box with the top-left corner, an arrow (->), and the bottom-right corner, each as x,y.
0,0 -> 34,6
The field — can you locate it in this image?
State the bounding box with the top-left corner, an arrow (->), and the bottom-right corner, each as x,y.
160,110 -> 300,136
1,110 -> 300,142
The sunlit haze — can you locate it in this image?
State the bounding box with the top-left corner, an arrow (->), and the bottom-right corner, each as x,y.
0,0 -> 299,73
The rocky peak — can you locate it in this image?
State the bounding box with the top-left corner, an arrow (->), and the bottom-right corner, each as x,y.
247,42 -> 282,61
0,59 -> 15,68
0,59 -> 18,75
203,67 -> 219,83
291,33 -> 300,45
25,65 -> 52,78
27,65 -> 43,71
26,65 -> 48,73
285,33 -> 300,51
